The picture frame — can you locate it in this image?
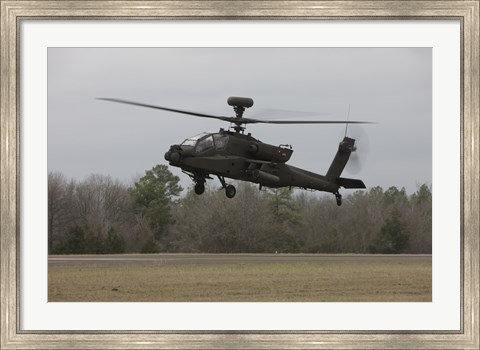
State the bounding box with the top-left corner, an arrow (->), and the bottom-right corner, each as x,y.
1,1 -> 478,349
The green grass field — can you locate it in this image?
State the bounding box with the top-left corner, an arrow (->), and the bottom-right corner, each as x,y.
49,261 -> 431,302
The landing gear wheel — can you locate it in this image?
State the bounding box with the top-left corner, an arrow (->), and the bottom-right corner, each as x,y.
335,194 -> 342,206
194,182 -> 205,195
225,185 -> 236,199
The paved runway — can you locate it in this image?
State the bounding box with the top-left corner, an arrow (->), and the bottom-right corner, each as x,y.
48,253 -> 431,267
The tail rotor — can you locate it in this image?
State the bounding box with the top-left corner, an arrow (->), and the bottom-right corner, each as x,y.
342,105 -> 370,175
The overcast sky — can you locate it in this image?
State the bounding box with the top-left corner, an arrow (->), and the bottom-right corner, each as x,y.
48,47 -> 431,194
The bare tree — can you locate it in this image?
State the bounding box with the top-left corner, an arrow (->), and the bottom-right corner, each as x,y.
72,174 -> 129,235
48,172 -> 74,253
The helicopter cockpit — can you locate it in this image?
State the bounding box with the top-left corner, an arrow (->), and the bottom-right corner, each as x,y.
181,132 -> 209,147
181,132 -> 230,153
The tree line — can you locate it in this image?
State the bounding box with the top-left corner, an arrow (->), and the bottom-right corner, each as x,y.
48,165 -> 431,255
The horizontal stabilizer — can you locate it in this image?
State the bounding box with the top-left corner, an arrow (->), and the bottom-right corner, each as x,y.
337,177 -> 366,189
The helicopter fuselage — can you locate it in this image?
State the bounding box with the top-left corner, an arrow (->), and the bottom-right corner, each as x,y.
164,129 -> 344,197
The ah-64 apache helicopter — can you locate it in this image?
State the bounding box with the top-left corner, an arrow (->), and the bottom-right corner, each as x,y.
99,96 -> 372,206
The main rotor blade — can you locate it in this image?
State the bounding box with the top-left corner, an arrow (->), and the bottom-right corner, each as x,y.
97,98 -> 233,122
251,108 -> 331,120
242,119 -> 375,125
98,98 -> 375,125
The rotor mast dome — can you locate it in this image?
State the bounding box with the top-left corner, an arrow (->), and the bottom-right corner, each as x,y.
227,96 -> 254,109
227,96 -> 254,133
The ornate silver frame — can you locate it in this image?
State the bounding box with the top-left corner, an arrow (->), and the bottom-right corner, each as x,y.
1,1 -> 478,349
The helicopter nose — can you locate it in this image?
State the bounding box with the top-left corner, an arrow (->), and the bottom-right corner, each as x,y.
170,151 -> 181,163
165,146 -> 181,163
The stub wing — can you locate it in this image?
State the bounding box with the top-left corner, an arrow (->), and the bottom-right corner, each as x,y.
244,158 -> 276,165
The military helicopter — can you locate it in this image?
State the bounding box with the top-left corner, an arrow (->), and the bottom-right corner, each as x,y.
99,96 -> 372,206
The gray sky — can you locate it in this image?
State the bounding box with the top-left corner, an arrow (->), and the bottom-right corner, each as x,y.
48,47 -> 431,194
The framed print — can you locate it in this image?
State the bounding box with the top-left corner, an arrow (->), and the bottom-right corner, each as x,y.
1,1 -> 478,349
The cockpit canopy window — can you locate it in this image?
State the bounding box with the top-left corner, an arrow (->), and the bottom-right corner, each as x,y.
182,132 -> 230,153
213,133 -> 229,150
195,135 -> 214,153
181,132 -> 209,147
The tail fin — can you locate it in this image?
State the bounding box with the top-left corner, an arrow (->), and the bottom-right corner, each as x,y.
326,137 -> 356,180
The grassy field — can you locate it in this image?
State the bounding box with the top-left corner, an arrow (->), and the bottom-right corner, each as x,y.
49,260 -> 431,302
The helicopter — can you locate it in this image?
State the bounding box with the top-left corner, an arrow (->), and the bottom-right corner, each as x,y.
99,96 -> 372,206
